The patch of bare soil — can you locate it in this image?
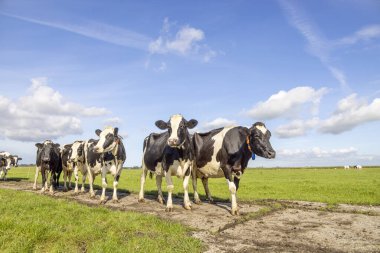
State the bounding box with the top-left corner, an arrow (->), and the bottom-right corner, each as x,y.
1,180 -> 379,253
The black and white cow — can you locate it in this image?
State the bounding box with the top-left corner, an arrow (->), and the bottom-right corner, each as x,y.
85,127 -> 126,203
0,152 -> 13,180
192,122 -> 275,215
138,114 -> 198,211
34,140 -> 62,193
62,141 -> 86,192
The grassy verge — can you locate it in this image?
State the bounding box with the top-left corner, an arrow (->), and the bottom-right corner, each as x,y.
8,166 -> 380,205
0,188 -> 202,253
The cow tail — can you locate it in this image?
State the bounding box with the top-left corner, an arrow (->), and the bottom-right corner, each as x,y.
149,171 -> 153,179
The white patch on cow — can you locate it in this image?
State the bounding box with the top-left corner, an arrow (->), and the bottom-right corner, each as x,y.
197,127 -> 234,178
256,125 -> 267,134
168,114 -> 183,142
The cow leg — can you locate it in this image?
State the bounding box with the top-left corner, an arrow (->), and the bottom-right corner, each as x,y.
40,169 -> 46,193
63,169 -> 68,192
88,171 -> 96,198
165,172 -> 174,212
201,177 -> 214,203
0,168 -> 4,180
138,165 -> 148,202
183,167 -> 192,210
156,175 -> 165,204
222,165 -> 238,215
192,168 -> 201,204
81,170 -> 87,193
49,171 -> 55,193
74,166 -> 79,193
68,170 -> 72,190
33,166 -> 40,190
100,168 -> 108,203
112,167 -> 122,202
234,176 -> 240,191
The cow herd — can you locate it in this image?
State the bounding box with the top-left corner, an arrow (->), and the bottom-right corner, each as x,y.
3,114 -> 277,215
0,151 -> 22,180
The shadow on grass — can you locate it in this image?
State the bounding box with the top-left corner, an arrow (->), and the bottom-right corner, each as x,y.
1,177 -> 29,182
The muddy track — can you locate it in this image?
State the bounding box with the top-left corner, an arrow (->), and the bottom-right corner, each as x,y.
1,180 -> 379,253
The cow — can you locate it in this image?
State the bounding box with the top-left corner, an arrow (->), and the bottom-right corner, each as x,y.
85,126 -> 126,203
354,165 -> 362,170
138,114 -> 198,211
0,152 -> 13,180
62,141 -> 87,193
34,140 -> 62,193
191,122 -> 276,215
344,165 -> 350,170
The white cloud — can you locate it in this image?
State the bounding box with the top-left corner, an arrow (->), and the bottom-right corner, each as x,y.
277,146 -> 377,165
275,117 -> 319,138
0,78 -> 109,142
1,12 -> 151,50
247,86 -> 328,120
201,117 -> 237,131
319,94 -> 380,134
149,18 -> 217,62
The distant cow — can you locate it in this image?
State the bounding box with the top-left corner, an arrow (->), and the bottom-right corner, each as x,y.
0,152 -> 22,180
0,152 -> 13,180
138,114 -> 198,211
354,165 -> 362,170
34,140 -> 62,192
62,141 -> 86,192
192,123 -> 275,215
85,127 -> 126,203
344,165 -> 350,170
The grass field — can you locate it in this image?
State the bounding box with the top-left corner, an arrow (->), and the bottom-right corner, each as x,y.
0,188 -> 202,253
8,166 -> 380,205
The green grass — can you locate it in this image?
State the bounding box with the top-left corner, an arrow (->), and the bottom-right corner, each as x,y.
0,188 -> 202,253
8,166 -> 380,205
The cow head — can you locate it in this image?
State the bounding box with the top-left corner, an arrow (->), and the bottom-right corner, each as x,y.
155,114 -> 198,148
248,122 -> 275,159
10,155 -> 22,167
65,141 -> 84,163
35,141 -> 60,168
93,127 -> 120,153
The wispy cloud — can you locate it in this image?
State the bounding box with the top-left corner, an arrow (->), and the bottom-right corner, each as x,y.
280,0 -> 380,91
201,117 -> 237,131
0,11 -> 152,50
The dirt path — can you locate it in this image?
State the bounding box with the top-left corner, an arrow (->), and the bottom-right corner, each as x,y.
1,180 -> 379,253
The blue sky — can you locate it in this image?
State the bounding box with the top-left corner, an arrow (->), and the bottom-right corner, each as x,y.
1,0 -> 379,167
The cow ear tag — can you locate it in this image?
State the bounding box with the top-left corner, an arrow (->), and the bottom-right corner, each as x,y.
251,153 -> 256,160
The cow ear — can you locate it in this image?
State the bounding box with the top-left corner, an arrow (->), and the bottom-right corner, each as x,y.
64,144 -> 73,149
35,143 -> 43,148
95,129 -> 102,136
186,119 -> 198,129
155,120 -> 168,130
18,158 -> 22,160
114,127 -> 119,136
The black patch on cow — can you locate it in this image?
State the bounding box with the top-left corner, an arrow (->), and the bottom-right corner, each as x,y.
103,133 -> 115,149
192,128 -> 224,168
143,132 -> 169,172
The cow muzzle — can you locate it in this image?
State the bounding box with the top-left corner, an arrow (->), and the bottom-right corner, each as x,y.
266,150 -> 276,159
168,138 -> 179,147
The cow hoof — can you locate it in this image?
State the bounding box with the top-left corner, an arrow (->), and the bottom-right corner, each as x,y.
208,198 -> 215,204
231,209 -> 239,216
100,199 -> 107,204
157,197 -> 165,205
184,205 -> 192,210
138,198 -> 145,203
165,207 -> 174,212
112,199 -> 119,203
194,199 -> 202,205
63,188 -> 68,192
